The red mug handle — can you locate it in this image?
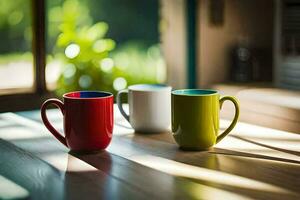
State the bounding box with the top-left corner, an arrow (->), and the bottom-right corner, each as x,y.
41,98 -> 67,147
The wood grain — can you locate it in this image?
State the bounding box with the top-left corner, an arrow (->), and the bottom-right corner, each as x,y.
213,84 -> 300,133
0,107 -> 300,200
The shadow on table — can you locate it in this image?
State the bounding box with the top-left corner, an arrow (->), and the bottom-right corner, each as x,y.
126,131 -> 300,165
115,132 -> 300,196
70,150 -> 288,200
0,139 -> 64,200
2,135 -> 299,200
0,138 -> 146,200
210,147 -> 300,165
64,151 -> 142,200
231,135 -> 300,157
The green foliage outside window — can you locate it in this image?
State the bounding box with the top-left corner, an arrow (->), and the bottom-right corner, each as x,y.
52,0 -> 165,96
0,0 -> 165,96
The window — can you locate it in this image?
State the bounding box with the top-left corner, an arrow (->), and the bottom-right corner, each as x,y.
0,0 -> 51,112
46,0 -> 165,96
0,0 -> 33,94
0,0 -> 166,112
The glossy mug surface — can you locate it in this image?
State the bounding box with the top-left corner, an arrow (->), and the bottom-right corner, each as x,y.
172,89 -> 239,150
117,84 -> 172,133
41,91 -> 114,152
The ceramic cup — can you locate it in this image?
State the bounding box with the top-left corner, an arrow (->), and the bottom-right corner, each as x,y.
41,91 -> 114,152
117,84 -> 172,133
172,89 -> 239,150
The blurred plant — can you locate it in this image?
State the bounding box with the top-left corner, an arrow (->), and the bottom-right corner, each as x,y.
54,0 -> 116,95
53,0 -> 166,96
0,0 -> 32,53
111,42 -> 166,86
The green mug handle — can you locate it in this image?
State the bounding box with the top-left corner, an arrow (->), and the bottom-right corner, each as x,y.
216,96 -> 240,143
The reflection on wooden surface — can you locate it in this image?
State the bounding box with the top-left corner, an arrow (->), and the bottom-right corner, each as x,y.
0,105 -> 299,200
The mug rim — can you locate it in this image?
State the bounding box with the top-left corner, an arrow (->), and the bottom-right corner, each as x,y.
171,89 -> 218,96
128,84 -> 172,92
63,91 -> 113,100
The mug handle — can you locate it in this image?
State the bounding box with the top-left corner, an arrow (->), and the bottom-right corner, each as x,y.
41,98 -> 67,147
116,89 -> 130,122
216,96 -> 240,143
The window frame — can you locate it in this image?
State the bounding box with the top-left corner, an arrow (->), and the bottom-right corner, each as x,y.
186,0 -> 197,88
0,0 -> 197,112
0,0 -> 54,113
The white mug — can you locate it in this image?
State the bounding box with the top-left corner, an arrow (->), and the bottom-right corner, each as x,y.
117,84 -> 172,133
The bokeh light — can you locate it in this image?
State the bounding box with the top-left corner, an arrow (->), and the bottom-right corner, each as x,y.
65,43 -> 80,59
79,75 -> 92,88
113,77 -> 127,91
100,58 -> 114,73
63,63 -> 76,79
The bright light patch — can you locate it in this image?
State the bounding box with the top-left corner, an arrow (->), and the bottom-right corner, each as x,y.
147,45 -> 160,59
131,155 -> 294,195
156,59 -> 166,83
113,77 -> 127,91
216,119 -> 300,162
0,175 -> 29,199
0,113 -> 49,139
93,39 -> 115,53
65,43 -> 80,59
42,154 -> 97,172
93,40 -> 106,53
63,64 -> 76,79
115,53 -> 129,70
100,58 -> 114,72
46,60 -> 63,87
79,75 -> 92,88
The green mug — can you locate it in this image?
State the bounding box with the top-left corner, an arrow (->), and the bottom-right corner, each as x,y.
171,89 -> 239,150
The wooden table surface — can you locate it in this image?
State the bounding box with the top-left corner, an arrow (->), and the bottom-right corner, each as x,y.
0,105 -> 300,200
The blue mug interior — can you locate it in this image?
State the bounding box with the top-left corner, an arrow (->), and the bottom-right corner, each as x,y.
64,91 -> 112,98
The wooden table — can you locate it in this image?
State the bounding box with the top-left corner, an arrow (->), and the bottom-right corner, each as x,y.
0,105 -> 300,200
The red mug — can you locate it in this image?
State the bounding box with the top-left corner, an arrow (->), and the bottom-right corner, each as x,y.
41,91 -> 114,152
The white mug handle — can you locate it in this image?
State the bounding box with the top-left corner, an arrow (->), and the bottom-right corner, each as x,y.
117,89 -> 130,122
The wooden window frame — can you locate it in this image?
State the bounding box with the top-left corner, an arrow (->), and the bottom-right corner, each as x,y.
0,0 -> 54,113
0,0 -> 196,112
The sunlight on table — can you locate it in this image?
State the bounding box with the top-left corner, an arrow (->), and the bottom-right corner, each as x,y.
131,155 -> 295,195
0,175 -> 29,200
